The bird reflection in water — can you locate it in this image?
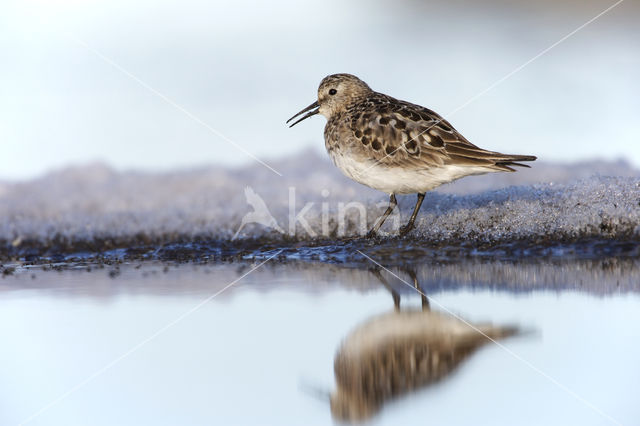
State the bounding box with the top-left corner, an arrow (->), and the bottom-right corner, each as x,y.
330,267 -> 518,422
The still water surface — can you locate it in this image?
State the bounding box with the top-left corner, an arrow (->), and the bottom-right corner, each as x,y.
1,262 -> 638,426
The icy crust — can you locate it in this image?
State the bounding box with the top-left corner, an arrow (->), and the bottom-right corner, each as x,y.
0,152 -> 639,257
411,178 -> 640,243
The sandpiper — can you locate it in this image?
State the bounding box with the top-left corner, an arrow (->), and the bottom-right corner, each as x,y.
287,73 -> 536,237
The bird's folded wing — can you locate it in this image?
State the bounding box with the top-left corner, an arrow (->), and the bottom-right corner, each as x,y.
348,97 -> 534,171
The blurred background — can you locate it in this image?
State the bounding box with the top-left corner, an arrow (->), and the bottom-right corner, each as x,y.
1,0 -> 638,180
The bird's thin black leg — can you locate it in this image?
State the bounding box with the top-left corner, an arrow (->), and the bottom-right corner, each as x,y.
399,193 -> 425,236
366,194 -> 397,238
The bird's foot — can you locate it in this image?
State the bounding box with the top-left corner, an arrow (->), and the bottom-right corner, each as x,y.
398,223 -> 415,237
365,229 -> 378,239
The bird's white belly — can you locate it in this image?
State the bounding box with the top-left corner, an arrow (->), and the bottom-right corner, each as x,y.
330,151 -> 490,194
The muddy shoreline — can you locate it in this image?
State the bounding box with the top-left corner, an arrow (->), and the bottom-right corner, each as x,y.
2,234 -> 638,268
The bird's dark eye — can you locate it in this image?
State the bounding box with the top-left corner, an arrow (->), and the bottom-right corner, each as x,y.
329,88 -> 337,95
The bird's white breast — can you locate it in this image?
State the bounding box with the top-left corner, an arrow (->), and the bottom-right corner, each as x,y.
329,150 -> 490,195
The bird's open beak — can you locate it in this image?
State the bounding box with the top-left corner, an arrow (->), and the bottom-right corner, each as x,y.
286,101 -> 319,127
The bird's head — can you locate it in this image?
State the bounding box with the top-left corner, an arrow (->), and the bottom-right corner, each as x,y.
287,74 -> 372,127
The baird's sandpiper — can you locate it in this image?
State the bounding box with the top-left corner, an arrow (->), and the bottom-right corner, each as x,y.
287,73 -> 536,237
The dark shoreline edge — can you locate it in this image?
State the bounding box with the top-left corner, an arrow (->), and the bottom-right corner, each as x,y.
1,233 -> 639,266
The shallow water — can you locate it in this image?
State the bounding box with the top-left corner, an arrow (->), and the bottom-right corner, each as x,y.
1,261 -> 639,426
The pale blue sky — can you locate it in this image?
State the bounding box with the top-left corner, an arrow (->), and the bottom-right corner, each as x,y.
1,0 -> 639,180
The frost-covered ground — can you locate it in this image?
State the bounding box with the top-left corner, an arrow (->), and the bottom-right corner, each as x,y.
0,150 -> 638,261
